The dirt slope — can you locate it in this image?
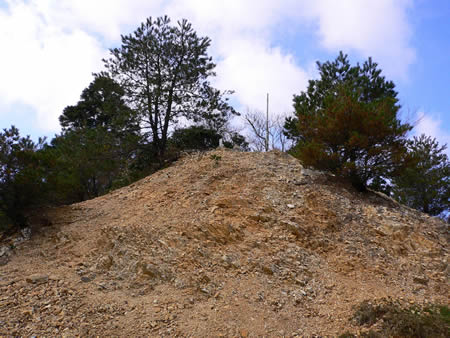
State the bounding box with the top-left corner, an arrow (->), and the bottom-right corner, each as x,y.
0,149 -> 448,336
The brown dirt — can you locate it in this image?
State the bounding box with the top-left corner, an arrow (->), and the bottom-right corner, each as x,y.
0,149 -> 448,337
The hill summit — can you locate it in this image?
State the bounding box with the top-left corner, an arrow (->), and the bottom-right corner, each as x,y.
0,149 -> 448,336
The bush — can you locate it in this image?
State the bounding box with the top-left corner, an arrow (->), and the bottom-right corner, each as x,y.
347,299 -> 449,337
170,126 -> 221,151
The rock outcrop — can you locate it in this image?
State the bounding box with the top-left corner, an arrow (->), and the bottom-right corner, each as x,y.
0,149 -> 448,336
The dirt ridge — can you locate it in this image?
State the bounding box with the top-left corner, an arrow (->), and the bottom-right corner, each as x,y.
0,149 -> 448,336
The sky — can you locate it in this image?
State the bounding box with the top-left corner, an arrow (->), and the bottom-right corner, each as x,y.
0,0 -> 449,153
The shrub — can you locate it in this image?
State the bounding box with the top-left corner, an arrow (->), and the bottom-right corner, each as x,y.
346,299 -> 449,337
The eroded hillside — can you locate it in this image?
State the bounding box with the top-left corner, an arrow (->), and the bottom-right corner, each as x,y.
0,149 -> 448,336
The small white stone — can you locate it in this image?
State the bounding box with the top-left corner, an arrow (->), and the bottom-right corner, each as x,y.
287,204 -> 295,209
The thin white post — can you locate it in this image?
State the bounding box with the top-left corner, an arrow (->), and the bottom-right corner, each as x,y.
266,93 -> 269,152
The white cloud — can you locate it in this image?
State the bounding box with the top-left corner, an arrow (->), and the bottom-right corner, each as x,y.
165,0 -> 416,112
306,0 -> 415,80
164,0 -> 312,117
29,0 -> 166,42
0,0 -> 416,134
214,39 -> 308,114
0,0 -> 106,131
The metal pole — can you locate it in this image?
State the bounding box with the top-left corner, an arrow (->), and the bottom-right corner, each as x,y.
266,93 -> 269,152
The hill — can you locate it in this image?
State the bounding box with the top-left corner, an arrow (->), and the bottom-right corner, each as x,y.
0,149 -> 448,336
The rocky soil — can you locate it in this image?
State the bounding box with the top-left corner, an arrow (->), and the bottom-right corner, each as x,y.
0,149 -> 448,336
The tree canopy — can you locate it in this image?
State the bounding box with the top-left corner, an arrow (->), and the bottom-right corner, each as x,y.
392,134 -> 449,216
4,23 -> 449,235
102,16 -> 237,163
1,16 -> 242,234
0,127 -> 46,232
285,52 -> 412,190
51,77 -> 142,200
59,76 -> 138,134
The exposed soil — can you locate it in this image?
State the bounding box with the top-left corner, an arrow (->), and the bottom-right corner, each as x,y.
0,149 -> 448,336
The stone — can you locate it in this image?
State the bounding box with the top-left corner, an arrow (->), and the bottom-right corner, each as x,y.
413,275 -> 429,285
80,274 -> 96,283
283,221 -> 304,237
26,274 -> 49,284
302,168 -> 315,176
0,245 -> 9,257
174,278 -> 185,289
262,265 -> 274,275
20,227 -> 32,240
240,328 -> 249,337
287,204 -> 295,209
375,226 -> 392,236
0,256 -> 9,266
140,263 -> 161,279
96,255 -> 113,270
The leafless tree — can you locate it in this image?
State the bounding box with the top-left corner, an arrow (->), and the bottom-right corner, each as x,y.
244,109 -> 292,152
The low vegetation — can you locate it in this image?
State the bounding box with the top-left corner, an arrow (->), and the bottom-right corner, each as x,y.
340,299 -> 449,337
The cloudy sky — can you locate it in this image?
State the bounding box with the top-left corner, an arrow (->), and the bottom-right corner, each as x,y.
0,0 -> 449,152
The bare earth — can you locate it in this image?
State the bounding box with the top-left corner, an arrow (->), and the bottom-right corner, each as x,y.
0,149 -> 448,337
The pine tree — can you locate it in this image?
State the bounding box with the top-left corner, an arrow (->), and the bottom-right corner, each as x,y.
392,134 -> 449,216
285,52 -> 412,190
50,77 -> 142,201
59,76 -> 138,134
0,127 -> 46,231
102,16 -> 237,164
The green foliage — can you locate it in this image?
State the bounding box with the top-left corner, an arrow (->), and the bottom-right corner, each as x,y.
169,125 -> 249,157
0,126 -> 46,232
348,300 -> 449,337
1,17 -> 242,234
438,305 -> 450,326
43,129 -> 126,201
102,16 -> 237,163
170,126 -> 221,151
45,77 -> 143,202
392,134 -> 449,216
59,76 -> 138,133
286,52 -> 411,190
209,154 -> 222,166
0,210 -> 13,234
223,132 -> 250,151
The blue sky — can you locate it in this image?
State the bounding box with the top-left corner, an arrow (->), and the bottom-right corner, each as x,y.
0,0 -> 449,153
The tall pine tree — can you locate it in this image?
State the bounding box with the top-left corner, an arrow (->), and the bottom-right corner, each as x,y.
102,16 -> 237,164
285,52 -> 412,190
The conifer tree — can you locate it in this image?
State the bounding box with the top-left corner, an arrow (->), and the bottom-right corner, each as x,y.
0,127 -> 46,231
392,134 -> 449,216
102,16 -> 236,163
52,77 -> 142,200
285,52 -> 412,190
